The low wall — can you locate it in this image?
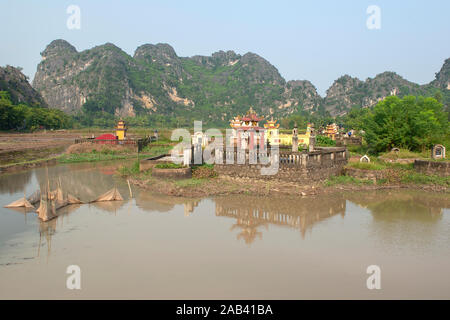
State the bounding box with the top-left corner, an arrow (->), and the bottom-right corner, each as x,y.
75,136 -> 156,152
344,167 -> 387,182
336,136 -> 362,147
215,147 -> 348,183
414,159 -> 450,176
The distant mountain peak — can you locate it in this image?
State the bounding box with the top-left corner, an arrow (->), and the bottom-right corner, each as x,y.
41,39 -> 77,57
31,40 -> 449,121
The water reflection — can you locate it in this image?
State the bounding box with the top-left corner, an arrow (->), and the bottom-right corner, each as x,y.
215,195 -> 346,244
1,162 -> 449,261
0,170 -> 32,194
135,191 -> 200,216
346,191 -> 448,219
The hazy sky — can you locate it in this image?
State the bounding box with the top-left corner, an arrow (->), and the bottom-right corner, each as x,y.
1,0 -> 449,95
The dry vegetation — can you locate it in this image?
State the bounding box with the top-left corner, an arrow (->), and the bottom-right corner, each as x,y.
65,142 -> 133,155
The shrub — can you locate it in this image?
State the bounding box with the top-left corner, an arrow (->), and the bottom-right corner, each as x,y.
316,135 -> 336,146
154,163 -> 184,169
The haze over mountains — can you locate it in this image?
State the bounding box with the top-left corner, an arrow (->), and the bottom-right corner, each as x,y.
2,39 -> 449,124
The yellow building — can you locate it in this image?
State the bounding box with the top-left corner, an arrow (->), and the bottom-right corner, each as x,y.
264,118 -> 313,147
326,123 -> 339,140
115,120 -> 127,140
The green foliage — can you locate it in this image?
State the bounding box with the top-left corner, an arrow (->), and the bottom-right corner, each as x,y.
400,172 -> 450,186
58,152 -> 129,163
279,110 -> 333,130
0,91 -> 73,130
174,178 -> 206,188
343,107 -> 370,131
346,96 -> 449,153
379,148 -> 428,160
154,162 -> 184,169
117,160 -> 140,176
316,135 -> 336,146
139,145 -> 172,157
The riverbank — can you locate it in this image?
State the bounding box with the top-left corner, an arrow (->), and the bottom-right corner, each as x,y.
126,166 -> 449,198
0,142 -> 173,174
0,129 -> 176,172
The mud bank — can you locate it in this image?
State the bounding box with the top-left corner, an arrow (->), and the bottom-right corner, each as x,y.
129,175 -> 449,198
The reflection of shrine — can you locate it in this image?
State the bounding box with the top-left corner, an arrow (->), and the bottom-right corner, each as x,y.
215,195 -> 346,244
135,191 -> 200,216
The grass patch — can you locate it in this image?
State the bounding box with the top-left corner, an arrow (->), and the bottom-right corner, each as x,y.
117,160 -> 140,176
58,152 -> 129,163
347,161 -> 386,170
175,178 -> 206,188
59,145 -> 171,164
139,145 -> 172,156
154,163 -> 185,169
379,148 -> 428,160
400,172 -> 450,186
324,175 -> 375,186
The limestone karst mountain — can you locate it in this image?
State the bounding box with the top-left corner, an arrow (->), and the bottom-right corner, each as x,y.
30,39 -> 449,122
0,65 -> 47,107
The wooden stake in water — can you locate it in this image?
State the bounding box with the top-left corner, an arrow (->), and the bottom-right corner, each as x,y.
127,179 -> 133,199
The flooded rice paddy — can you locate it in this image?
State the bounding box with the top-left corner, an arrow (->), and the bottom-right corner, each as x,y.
0,161 -> 449,299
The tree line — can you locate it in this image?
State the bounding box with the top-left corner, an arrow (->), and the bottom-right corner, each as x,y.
0,91 -> 73,130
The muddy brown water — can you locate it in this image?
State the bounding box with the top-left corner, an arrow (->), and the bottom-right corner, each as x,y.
0,161 -> 449,299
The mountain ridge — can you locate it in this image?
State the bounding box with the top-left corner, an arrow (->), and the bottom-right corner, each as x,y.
28,39 -> 450,122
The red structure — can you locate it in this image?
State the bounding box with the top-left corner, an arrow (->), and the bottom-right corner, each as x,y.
95,133 -> 117,144
230,107 -> 265,150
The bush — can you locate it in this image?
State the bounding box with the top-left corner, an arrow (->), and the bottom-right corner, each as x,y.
316,135 -> 336,146
192,164 -> 217,178
154,163 -> 184,169
0,91 -> 73,130
362,96 -> 448,152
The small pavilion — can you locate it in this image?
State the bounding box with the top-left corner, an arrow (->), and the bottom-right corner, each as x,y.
230,107 -> 265,150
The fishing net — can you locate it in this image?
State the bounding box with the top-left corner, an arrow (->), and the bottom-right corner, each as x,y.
92,188 -> 124,202
4,197 -> 35,209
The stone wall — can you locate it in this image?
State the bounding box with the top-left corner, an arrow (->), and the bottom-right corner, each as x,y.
214,147 -> 348,183
344,167 -> 387,182
336,136 -> 362,147
414,159 -> 450,176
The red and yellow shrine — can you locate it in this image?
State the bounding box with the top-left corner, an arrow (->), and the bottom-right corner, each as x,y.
229,107 -> 265,149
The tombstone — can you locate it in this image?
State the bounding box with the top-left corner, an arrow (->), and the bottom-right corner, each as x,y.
292,123 -> 299,152
360,155 -> 370,163
431,144 -> 445,159
308,135 -> 316,153
183,147 -> 191,166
